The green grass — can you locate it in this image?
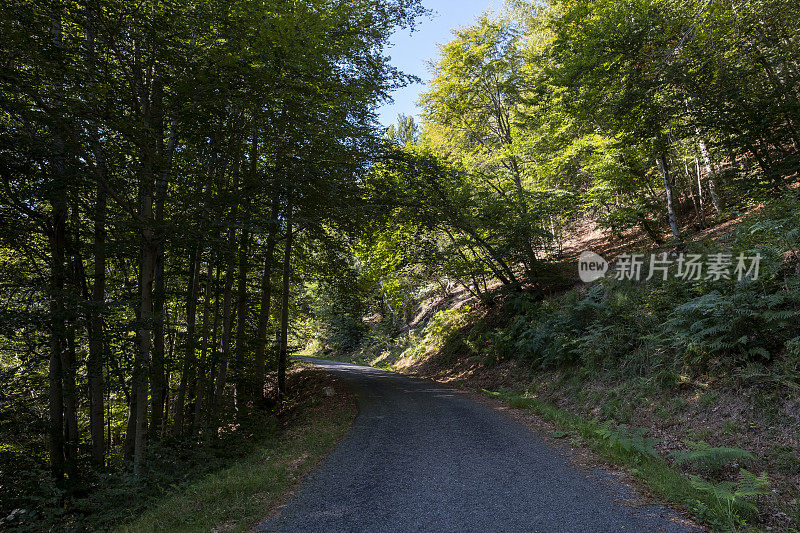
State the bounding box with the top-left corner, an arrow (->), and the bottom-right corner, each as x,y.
116,398 -> 355,532
485,389 -> 766,531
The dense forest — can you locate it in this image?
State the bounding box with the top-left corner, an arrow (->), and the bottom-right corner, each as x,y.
1,0 -> 798,530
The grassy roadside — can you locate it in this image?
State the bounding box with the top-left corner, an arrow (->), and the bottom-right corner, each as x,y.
116,369 -> 356,533
485,388 -> 772,532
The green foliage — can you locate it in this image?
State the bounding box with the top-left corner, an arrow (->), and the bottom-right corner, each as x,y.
688,469 -> 770,530
670,441 -> 755,472
594,422 -> 658,459
403,306 -> 473,361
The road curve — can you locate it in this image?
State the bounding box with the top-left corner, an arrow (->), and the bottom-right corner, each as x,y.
257,358 -> 696,533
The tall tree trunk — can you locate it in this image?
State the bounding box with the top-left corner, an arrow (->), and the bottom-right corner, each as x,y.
509,158 -> 538,282
85,5 -> 106,469
212,233 -> 236,415
234,228 -> 249,398
277,201 -> 293,401
211,149 -> 241,418
87,162 -> 107,468
656,155 -> 680,242
62,328 -> 79,477
133,112 -> 156,477
149,81 -> 175,435
48,328 -> 64,481
150,244 -> 166,434
122,390 -> 137,462
234,126 -> 257,398
134,235 -> 156,476
173,245 -> 201,434
194,253 -> 216,431
253,200 -> 278,399
47,11 -> 67,485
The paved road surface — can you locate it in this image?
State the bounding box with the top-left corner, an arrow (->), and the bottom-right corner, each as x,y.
257,358 -> 695,533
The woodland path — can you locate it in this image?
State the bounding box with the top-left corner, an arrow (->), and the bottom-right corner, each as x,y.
257,358 -> 696,533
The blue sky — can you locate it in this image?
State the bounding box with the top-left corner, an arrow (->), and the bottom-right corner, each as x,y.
376,0 -> 498,127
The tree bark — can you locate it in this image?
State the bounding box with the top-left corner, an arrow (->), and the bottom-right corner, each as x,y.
149,81 -> 175,435
150,242 -> 166,434
62,328 -> 79,477
694,157 -> 707,229
234,228 -> 250,398
194,253 -> 216,431
213,227 -> 237,417
684,158 -> 705,229
172,245 -> 201,434
277,200 -> 293,401
47,10 -> 67,484
84,5 -> 106,468
133,110 -> 156,477
253,200 -> 279,399
696,135 -> 723,213
656,155 -> 680,242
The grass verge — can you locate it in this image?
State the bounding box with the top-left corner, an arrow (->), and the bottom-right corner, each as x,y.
485,388 -> 769,532
117,371 -> 356,533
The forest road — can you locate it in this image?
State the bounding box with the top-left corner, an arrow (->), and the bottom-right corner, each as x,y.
256,357 -> 698,533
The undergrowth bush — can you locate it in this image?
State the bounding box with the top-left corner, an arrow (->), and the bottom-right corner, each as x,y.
402,306 -> 473,361
670,441 -> 755,473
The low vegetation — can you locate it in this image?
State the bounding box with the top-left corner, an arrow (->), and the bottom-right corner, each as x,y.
1,367 -> 355,532
118,368 -> 356,533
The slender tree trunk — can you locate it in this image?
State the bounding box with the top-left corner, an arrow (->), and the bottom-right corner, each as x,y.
133,120 -> 156,477
509,158 -> 538,280
194,253 -> 215,431
694,157 -> 707,229
212,147 -> 241,417
150,243 -> 166,434
656,155 -> 680,242
234,126 -> 257,398
684,158 -> 705,229
85,7 -> 106,469
62,329 -> 79,477
134,237 -> 155,476
213,229 -> 237,417
48,303 -> 65,482
234,228 -> 249,398
47,11 -> 67,485
87,166 -> 107,468
277,201 -> 293,401
253,202 -> 278,399
173,245 -> 201,434
696,135 -> 723,213
149,82 -> 175,435
122,385 -> 136,461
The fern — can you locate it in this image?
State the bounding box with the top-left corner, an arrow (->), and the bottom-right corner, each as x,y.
689,469 -> 769,529
670,441 -> 754,472
594,422 -> 658,458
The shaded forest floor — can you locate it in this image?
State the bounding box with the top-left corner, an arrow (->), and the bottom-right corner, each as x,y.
1,367 -> 356,532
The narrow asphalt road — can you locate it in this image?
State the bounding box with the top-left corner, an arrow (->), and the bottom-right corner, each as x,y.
257,358 -> 696,533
